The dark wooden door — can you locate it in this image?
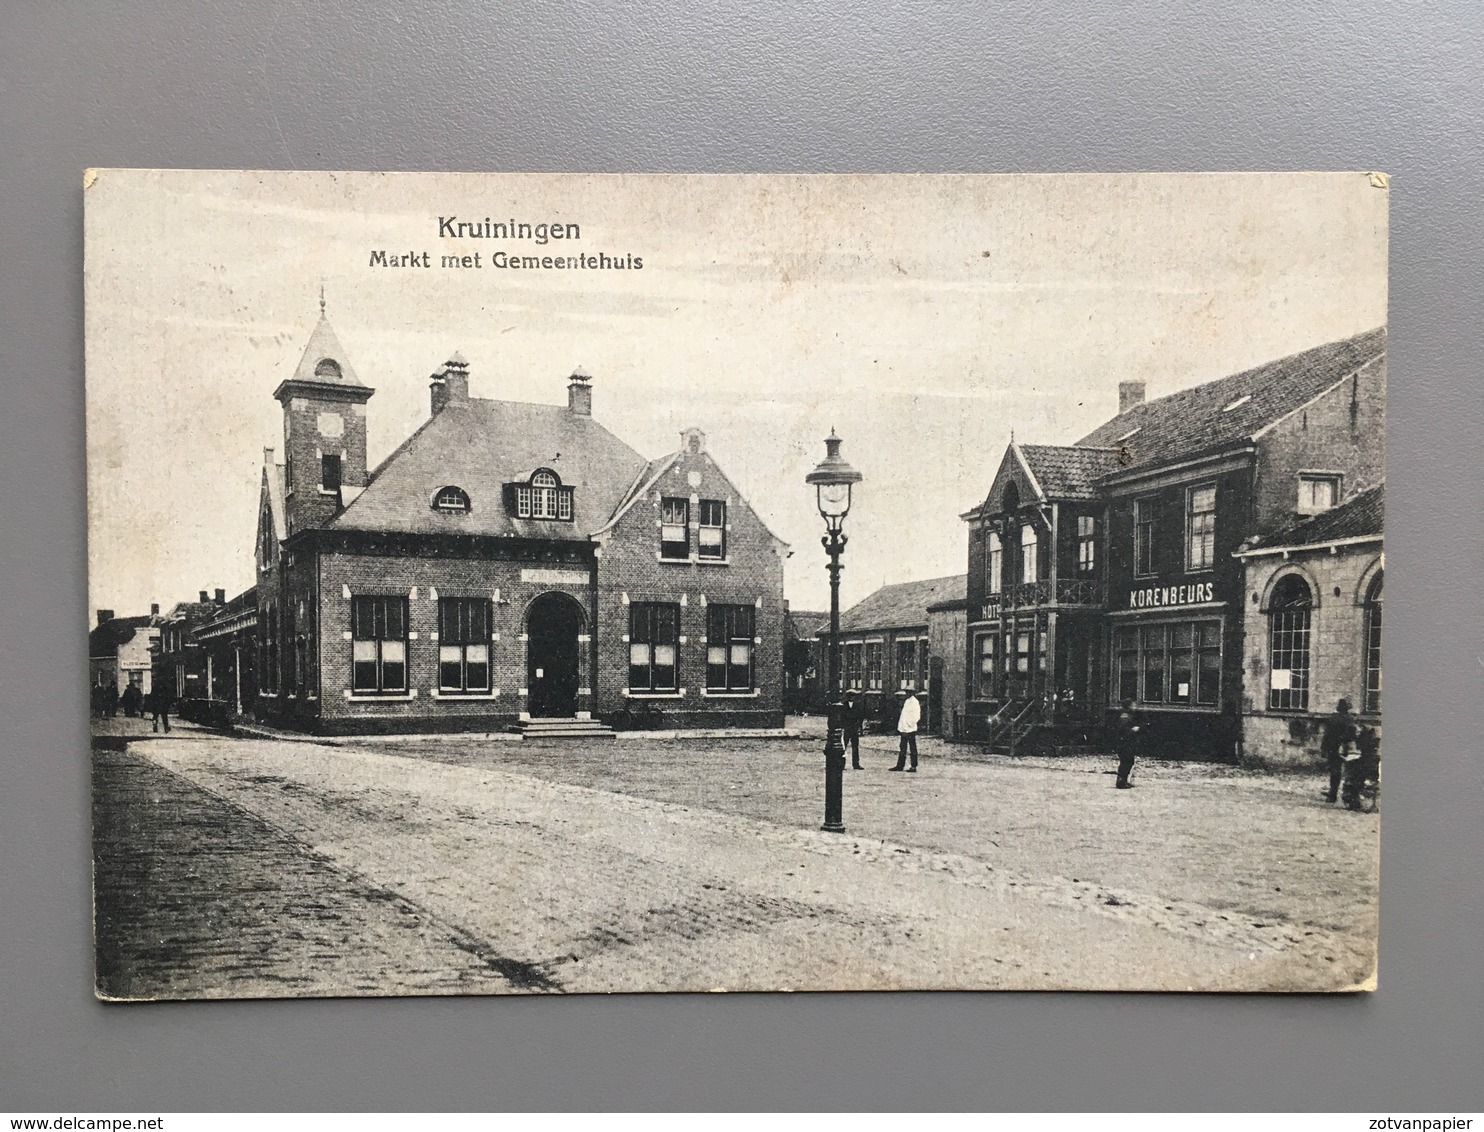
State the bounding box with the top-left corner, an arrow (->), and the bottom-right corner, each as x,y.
527,593 -> 581,717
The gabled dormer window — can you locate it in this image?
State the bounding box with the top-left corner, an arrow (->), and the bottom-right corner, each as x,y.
434,485 -> 471,512
507,469 -> 574,521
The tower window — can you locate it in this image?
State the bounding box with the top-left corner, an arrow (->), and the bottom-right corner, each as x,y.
321,453 -> 342,493
434,486 -> 471,512
314,358 -> 342,379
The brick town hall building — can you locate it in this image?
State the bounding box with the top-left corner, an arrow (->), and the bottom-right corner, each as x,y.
251,310 -> 788,734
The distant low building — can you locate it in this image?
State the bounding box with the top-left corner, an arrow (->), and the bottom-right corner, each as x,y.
1235,484 -> 1383,767
154,590 -> 227,704
89,606 -> 160,696
782,605 -> 829,714
195,587 -> 260,717
829,574 -> 966,733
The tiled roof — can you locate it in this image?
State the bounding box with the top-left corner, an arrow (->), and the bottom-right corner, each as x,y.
785,610 -> 830,640
334,397 -> 649,540
1076,328 -> 1386,473
1018,444 -> 1123,500
89,615 -> 153,658
836,575 -> 967,633
284,314 -> 369,389
1246,483 -> 1384,552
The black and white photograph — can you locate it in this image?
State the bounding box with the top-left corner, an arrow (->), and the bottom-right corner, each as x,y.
86,169 -> 1386,997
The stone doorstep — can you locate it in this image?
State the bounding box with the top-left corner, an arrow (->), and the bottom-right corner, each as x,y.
611,728 -> 803,741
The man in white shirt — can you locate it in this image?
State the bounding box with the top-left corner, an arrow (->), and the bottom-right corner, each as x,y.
889,690 -> 921,773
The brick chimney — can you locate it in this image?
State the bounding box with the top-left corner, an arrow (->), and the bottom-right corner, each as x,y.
151,603 -> 160,617
198,590 -> 209,604
215,588 -> 226,604
568,367 -> 592,416
96,609 -> 114,627
1119,380 -> 1146,414
431,353 -> 471,414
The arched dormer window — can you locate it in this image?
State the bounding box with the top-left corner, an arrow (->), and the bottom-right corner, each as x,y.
508,469 -> 574,521
433,486 -> 471,513
314,358 -> 342,379
1268,574 -> 1313,711
1002,481 -> 1021,514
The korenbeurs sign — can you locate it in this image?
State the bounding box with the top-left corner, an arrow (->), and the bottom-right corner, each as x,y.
1129,582 -> 1215,609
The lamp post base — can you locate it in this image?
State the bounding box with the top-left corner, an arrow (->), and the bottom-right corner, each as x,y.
820,821 -> 846,833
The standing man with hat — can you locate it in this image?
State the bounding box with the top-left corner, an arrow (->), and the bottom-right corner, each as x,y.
1319,699 -> 1357,804
843,689 -> 864,770
890,689 -> 921,773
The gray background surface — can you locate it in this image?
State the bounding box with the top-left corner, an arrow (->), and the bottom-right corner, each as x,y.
2,0 -> 1480,1111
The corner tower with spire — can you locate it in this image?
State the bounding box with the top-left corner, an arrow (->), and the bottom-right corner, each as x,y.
272,296 -> 375,535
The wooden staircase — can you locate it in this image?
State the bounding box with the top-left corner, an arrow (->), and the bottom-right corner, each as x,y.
515,716 -> 617,741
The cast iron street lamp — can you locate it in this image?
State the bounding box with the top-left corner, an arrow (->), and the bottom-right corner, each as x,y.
805,430 -> 863,833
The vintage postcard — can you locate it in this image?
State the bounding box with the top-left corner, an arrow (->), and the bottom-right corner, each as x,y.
86,170 -> 1385,997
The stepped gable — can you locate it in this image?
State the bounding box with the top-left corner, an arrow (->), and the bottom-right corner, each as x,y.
1076,327 -> 1386,472
332,396 -> 649,540
1017,444 -> 1122,500
836,574 -> 968,634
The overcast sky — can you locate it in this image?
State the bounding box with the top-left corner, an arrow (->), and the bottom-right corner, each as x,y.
85,171 -> 1387,618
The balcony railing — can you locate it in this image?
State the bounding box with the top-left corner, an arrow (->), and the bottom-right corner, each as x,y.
979,578 -> 1106,619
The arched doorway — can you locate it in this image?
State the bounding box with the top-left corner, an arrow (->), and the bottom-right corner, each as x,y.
526,592 -> 583,718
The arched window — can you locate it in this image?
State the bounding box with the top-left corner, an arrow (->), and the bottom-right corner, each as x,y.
531,471 -> 559,519
433,485 -> 471,512
1268,574 -> 1313,711
986,531 -> 1002,594
314,358 -> 342,379
1002,482 -> 1020,513
1364,571 -> 1382,714
1020,523 -> 1039,584
510,469 -> 574,521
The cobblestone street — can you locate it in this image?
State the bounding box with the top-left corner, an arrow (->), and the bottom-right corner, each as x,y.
93,721 -> 1379,997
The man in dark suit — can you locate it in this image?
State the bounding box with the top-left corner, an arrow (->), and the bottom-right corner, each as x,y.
842,690 -> 863,769
1112,699 -> 1140,789
1319,699 -> 1357,804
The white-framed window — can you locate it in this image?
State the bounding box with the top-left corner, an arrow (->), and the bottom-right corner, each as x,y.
511,470 -> 573,520
1020,523 -> 1039,584
706,603 -> 754,691
698,499 -> 726,559
1297,473 -> 1341,515
438,597 -> 491,692
1077,514 -> 1098,575
1268,576 -> 1313,711
1364,572 -> 1382,714
986,531 -> 1002,594
351,595 -> 408,694
974,634 -> 996,699
660,497 -> 689,559
843,642 -> 863,689
1186,484 -> 1217,572
629,602 -> 680,691
434,485 -> 471,512
1134,499 -> 1156,577
864,642 -> 884,691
